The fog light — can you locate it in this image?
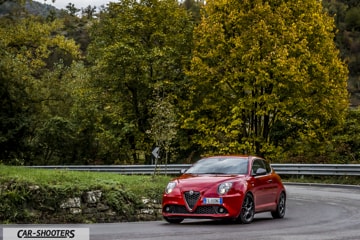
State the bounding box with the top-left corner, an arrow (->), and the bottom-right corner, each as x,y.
165,206 -> 171,212
218,207 -> 225,213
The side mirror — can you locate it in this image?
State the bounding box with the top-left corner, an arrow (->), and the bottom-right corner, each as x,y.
254,168 -> 267,176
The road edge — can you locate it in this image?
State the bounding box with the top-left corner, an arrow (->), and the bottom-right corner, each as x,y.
284,182 -> 360,190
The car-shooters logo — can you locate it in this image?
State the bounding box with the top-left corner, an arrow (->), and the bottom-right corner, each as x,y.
3,228 -> 89,240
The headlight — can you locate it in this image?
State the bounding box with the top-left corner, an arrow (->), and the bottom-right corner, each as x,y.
165,182 -> 177,194
218,182 -> 233,195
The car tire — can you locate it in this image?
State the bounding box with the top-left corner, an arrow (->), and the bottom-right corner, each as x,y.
271,191 -> 286,219
163,217 -> 184,224
237,193 -> 255,224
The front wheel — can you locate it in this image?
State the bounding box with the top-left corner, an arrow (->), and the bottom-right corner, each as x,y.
271,191 -> 286,219
163,217 -> 184,224
237,193 -> 255,224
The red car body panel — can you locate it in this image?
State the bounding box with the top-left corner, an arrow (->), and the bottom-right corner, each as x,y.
162,155 -> 286,222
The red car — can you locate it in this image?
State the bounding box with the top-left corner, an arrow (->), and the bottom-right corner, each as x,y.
162,155 -> 286,224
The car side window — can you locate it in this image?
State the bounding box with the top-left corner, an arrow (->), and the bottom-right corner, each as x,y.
252,159 -> 266,175
263,160 -> 272,174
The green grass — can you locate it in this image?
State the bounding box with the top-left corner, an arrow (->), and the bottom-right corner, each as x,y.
0,165 -> 172,196
0,165 -> 174,223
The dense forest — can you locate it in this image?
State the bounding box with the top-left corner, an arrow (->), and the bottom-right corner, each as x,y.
1,0 -> 360,166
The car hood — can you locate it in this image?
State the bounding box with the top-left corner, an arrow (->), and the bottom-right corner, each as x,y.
174,174 -> 245,191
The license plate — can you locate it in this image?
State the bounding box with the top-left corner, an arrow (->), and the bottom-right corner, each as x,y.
203,198 -> 222,204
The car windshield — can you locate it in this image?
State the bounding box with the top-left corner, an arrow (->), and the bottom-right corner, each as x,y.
186,157 -> 249,175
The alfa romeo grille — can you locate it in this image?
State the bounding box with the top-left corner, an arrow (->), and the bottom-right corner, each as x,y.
184,191 -> 200,210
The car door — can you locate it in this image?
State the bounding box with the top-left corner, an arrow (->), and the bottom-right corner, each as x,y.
250,159 -> 274,210
263,160 -> 279,204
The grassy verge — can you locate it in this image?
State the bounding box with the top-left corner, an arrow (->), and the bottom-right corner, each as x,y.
0,165 -> 172,195
0,165 -> 172,223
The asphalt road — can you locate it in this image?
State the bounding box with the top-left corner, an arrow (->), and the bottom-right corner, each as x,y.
1,184 -> 360,240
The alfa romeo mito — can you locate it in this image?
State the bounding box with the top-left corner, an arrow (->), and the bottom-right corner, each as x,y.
162,155 -> 286,224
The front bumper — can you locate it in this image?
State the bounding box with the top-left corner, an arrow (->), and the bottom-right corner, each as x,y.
162,192 -> 243,219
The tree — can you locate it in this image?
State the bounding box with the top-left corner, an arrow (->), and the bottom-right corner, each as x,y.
148,94 -> 178,172
329,108 -> 360,163
181,0 -> 203,23
66,2 -> 80,16
344,7 -> 360,31
322,1 -> 360,108
0,14 -> 80,164
82,5 -> 96,20
183,0 -> 349,160
87,0 -> 193,164
322,0 -> 348,27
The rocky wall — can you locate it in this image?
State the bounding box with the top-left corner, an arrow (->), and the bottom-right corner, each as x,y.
0,182 -> 163,224
58,190 -> 163,223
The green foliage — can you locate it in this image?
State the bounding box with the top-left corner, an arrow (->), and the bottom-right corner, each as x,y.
34,117 -> 76,164
2,0 -> 360,165
81,5 -> 97,20
183,0 -> 349,160
148,94 -> 178,167
105,188 -> 139,221
340,0 -> 360,8
0,14 -> 80,164
344,7 -> 360,31
0,183 -> 30,222
329,108 -> 360,163
181,0 -> 203,23
65,3 -> 80,17
323,1 -> 360,106
87,0 -> 194,164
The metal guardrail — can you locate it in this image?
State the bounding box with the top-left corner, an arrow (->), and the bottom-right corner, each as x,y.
271,164 -> 360,176
28,164 -> 360,176
29,164 -> 190,175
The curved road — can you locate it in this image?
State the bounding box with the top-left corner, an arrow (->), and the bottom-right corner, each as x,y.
1,184 -> 360,240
